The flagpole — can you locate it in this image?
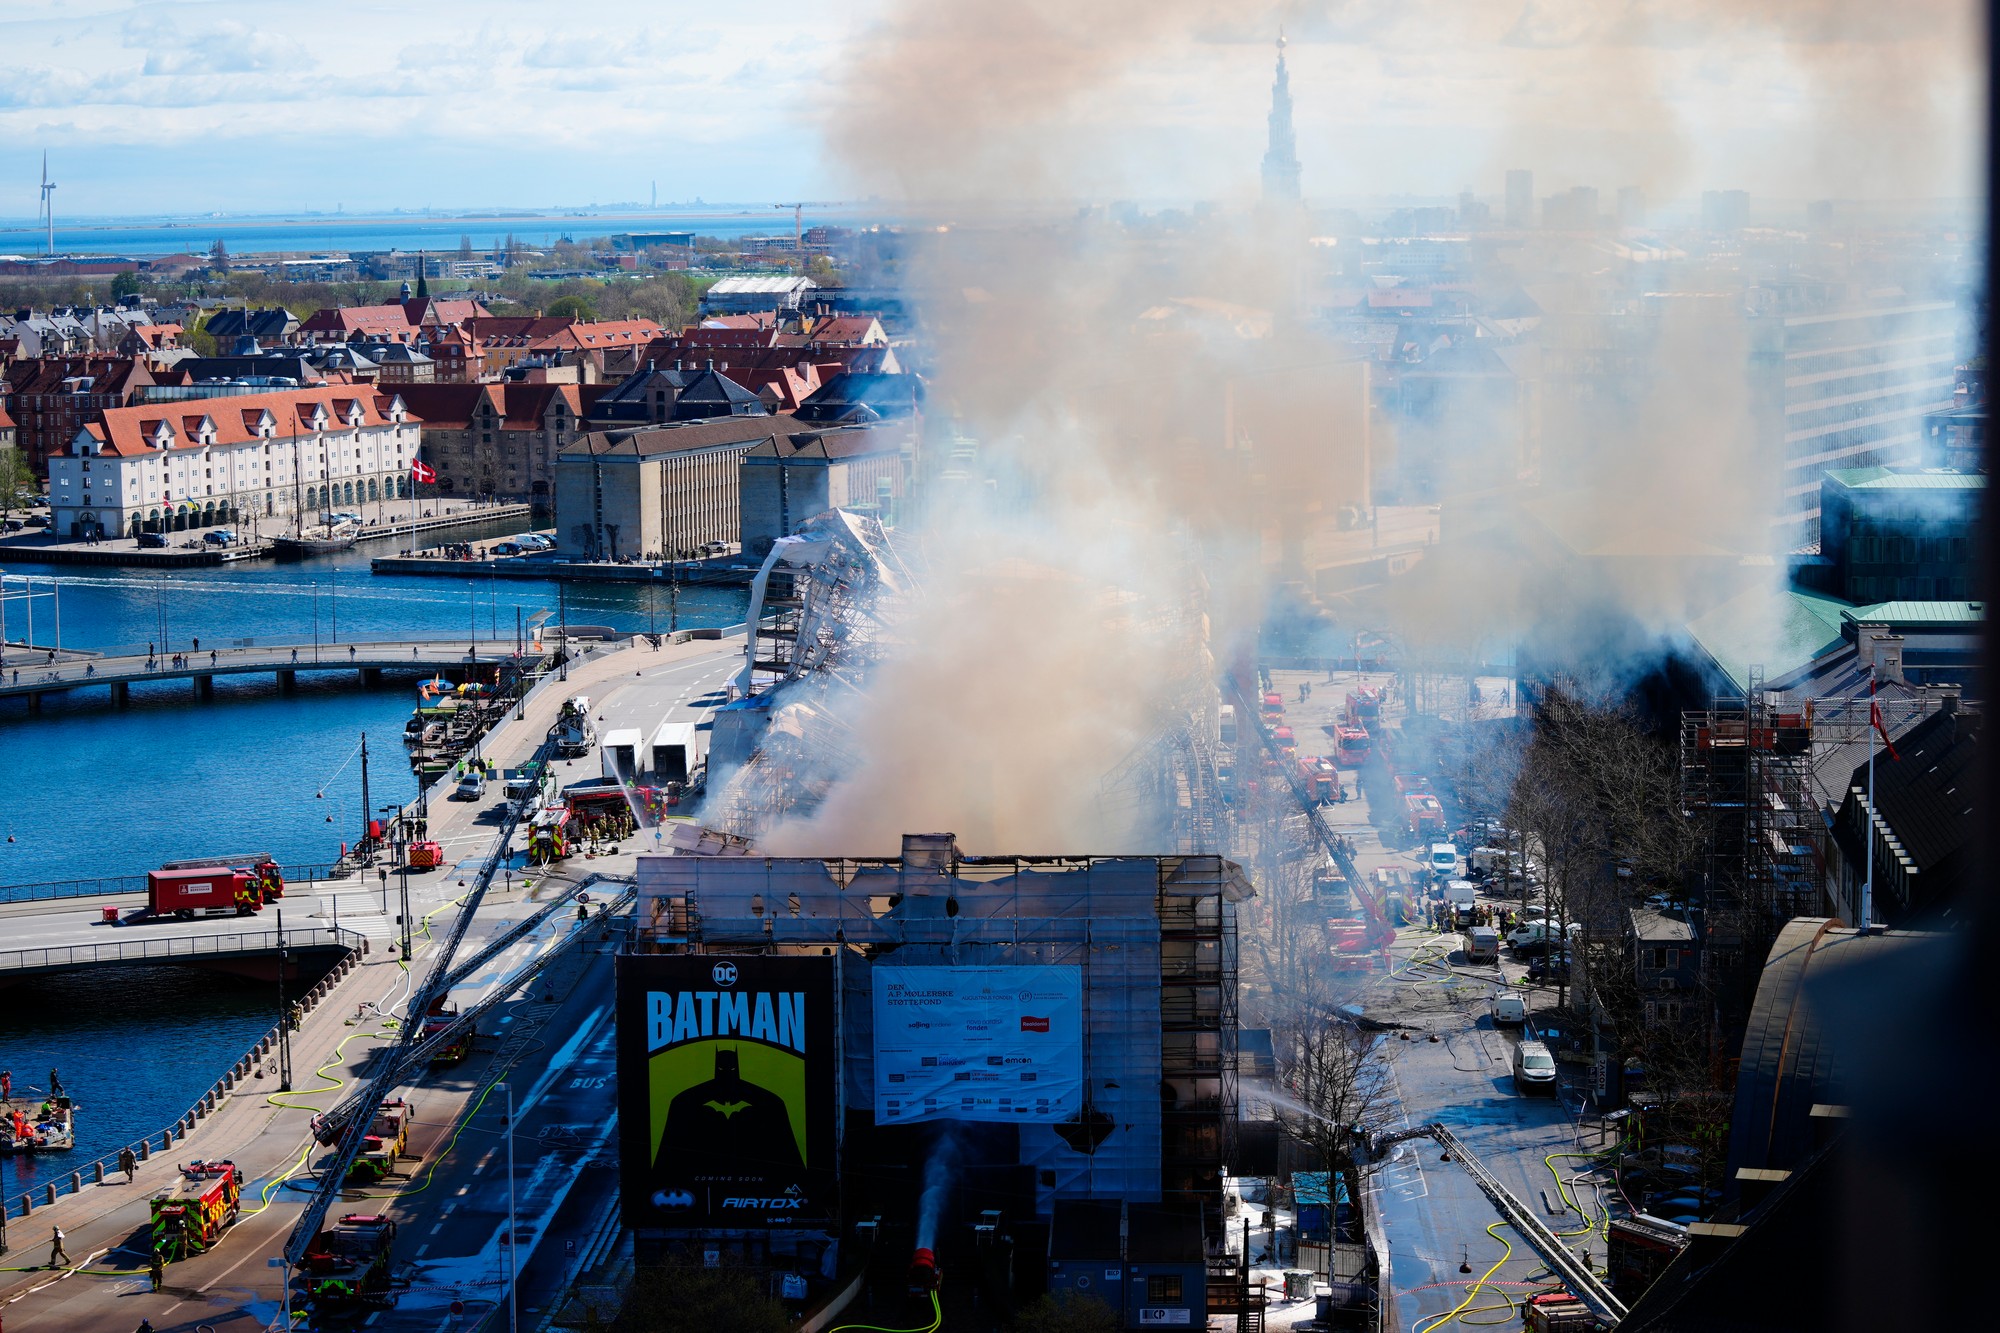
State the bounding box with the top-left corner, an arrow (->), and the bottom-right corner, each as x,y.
1862,667 -> 1875,929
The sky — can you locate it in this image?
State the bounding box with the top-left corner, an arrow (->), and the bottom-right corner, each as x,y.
0,0 -> 1984,219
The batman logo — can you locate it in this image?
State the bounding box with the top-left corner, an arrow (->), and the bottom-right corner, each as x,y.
652,1189 -> 695,1209
705,1099 -> 753,1119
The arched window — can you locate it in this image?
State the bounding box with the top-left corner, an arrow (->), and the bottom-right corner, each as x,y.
367,478 -> 379,501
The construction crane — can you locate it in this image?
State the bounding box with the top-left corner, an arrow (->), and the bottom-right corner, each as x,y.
772,201 -> 844,254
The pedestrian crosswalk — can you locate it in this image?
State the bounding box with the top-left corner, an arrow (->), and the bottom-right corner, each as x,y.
309,889 -> 398,944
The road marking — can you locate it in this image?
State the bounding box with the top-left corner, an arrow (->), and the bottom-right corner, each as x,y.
429,1221 -> 444,1235
415,1242 -> 431,1257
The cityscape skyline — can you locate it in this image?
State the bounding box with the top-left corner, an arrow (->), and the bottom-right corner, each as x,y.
0,0 -> 1980,217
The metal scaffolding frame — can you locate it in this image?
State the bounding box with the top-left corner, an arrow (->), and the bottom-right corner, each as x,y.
632,842 -> 1249,1226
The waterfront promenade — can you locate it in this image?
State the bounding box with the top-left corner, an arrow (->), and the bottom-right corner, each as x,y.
0,631 -> 744,1328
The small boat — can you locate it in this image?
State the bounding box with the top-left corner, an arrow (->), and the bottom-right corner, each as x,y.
1,1096 -> 76,1153
417,678 -> 452,700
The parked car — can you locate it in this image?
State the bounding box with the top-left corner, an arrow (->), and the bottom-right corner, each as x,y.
518,533 -> 554,550
1513,1040 -> 1558,1094
1492,993 -> 1526,1026
1508,921 -> 1581,952
454,770 -> 488,801
1463,926 -> 1500,965
1526,950 -> 1572,984
203,528 -> 237,546
137,531 -> 168,548
493,541 -> 523,556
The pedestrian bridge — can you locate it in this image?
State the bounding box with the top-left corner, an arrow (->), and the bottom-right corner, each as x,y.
0,637 -> 543,709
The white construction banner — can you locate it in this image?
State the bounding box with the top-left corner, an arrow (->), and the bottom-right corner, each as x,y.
873,966 -> 1084,1123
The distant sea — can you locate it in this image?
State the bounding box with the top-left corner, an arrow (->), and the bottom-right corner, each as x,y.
0,207 -> 878,260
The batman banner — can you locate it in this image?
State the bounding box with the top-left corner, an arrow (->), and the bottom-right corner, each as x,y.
618,955 -> 836,1229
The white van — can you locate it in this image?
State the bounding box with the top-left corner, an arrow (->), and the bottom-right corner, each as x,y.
1491,994 -> 1526,1026
1513,1040 -> 1558,1094
1444,881 -> 1478,927
1429,843 -> 1459,878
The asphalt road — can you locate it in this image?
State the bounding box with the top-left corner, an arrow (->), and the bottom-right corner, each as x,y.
1254,666 -> 1612,1332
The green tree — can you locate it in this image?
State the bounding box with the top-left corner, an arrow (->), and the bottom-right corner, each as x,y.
1010,1292 -> 1122,1333
110,271 -> 142,300
183,316 -> 220,357
546,294 -> 598,321
0,446 -> 34,522
595,1261 -> 789,1333
458,234 -> 474,260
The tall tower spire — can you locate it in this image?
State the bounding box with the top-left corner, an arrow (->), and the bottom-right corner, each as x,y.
1261,30 -> 1302,205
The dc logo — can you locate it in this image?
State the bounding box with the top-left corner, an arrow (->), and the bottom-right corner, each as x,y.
712,962 -> 738,986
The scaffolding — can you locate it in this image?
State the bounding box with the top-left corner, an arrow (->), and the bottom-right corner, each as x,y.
1679,665 -> 1820,927
632,836 -> 1249,1231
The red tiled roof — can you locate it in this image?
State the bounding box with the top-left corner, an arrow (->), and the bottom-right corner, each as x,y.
529,320 -> 664,353
73,386 -> 411,458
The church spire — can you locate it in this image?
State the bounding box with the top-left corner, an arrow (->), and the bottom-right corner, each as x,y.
1261,30 -> 1302,205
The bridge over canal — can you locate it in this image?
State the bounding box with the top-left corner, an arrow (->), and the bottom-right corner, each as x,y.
0,636 -> 545,710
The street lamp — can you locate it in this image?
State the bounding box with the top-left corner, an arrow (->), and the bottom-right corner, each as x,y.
499,1080 -> 519,1333
311,581 -> 321,661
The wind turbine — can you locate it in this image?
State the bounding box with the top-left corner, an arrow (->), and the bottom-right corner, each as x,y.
38,153 -> 56,257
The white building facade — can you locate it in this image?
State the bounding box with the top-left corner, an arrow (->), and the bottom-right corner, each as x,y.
49,386 -> 422,540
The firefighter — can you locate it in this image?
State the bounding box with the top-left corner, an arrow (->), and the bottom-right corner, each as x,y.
120,1146 -> 138,1182
289,1003 -> 304,1032
149,1251 -> 165,1292
48,1225 -> 68,1269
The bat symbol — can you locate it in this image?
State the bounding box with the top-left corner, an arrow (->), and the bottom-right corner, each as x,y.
705,1099 -> 752,1119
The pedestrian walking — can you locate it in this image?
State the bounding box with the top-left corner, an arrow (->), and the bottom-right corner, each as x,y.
191,637 -> 198,652
48,1225 -> 68,1269
148,642 -> 155,659
349,644 -> 356,660
291,647 -> 299,662
149,1251 -> 164,1292
120,1146 -> 137,1181
209,650 -> 216,666
48,1068 -> 62,1098
1,1069 -> 10,1100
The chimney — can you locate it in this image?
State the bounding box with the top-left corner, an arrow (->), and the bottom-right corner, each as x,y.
1733,1167 -> 1791,1214
1874,636 -> 1905,684
1938,687 -> 1960,715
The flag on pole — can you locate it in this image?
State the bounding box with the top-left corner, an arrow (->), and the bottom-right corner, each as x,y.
411,459 -> 437,484
1868,676 -> 1900,761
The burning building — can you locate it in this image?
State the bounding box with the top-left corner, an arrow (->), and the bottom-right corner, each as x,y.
618,832 -> 1249,1323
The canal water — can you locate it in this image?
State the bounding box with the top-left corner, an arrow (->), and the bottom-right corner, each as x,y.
0,531 -> 746,1193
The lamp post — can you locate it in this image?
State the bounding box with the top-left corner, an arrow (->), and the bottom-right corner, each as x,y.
499,1080 -> 519,1333
311,581 -> 320,662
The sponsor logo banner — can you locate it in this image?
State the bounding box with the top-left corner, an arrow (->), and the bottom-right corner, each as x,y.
873,966 -> 1082,1124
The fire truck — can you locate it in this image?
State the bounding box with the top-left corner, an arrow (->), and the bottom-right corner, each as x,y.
1343,686 -> 1382,728
1259,692 -> 1284,723
146,860 -> 285,920
406,839 -> 445,870
346,1098 -> 412,1183
1403,792 -> 1446,840
150,1160 -> 244,1261
1333,725 -> 1371,767
301,1213 -> 398,1308
1298,755 -> 1340,803
422,998 -> 474,1065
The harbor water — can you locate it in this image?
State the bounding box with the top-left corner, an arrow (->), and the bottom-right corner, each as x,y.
0,533 -> 744,1189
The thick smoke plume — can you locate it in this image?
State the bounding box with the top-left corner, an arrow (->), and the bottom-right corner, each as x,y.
750,2 -> 1981,855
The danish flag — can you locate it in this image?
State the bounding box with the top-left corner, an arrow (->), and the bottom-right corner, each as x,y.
1868,675 -> 1900,761
411,459 -> 437,484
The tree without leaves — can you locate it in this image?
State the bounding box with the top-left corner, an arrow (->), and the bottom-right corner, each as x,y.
1269,985 -> 1396,1177
589,1260 -> 789,1333
1010,1292 -> 1122,1333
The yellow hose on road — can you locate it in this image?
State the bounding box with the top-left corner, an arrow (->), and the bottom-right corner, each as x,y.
829,1290 -> 941,1333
